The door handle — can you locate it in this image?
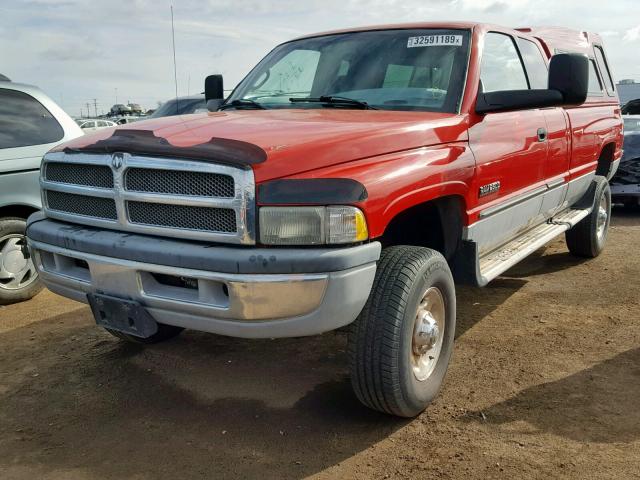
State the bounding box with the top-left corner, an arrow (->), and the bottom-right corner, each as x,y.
537,127 -> 547,142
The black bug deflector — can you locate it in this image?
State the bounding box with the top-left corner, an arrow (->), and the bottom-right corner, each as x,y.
258,178 -> 368,204
63,129 -> 267,167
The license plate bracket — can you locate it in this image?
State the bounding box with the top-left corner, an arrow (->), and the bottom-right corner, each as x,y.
87,293 -> 158,338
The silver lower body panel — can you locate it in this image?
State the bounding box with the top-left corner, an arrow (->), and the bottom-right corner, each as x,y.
29,240 -> 377,339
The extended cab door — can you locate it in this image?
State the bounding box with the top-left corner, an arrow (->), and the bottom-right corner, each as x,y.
467,32 -> 550,251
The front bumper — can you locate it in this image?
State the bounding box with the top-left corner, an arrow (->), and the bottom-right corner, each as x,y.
27,215 -> 380,338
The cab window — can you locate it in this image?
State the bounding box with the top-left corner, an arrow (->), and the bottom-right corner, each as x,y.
593,46 -> 615,94
480,33 -> 528,92
0,88 -> 64,149
516,38 -> 548,89
587,60 -> 603,94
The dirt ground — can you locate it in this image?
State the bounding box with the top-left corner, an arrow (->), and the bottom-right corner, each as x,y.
0,210 -> 639,480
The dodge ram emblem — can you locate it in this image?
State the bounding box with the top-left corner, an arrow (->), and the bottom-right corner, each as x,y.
111,153 -> 124,170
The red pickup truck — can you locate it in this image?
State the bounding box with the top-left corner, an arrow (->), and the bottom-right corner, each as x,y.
26,22 -> 623,417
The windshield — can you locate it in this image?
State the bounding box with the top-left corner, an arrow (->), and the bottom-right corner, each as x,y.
228,29 -> 471,112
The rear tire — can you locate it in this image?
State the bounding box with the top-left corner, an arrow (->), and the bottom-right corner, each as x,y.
566,177 -> 611,258
0,217 -> 42,305
104,324 -> 184,344
348,246 -> 456,417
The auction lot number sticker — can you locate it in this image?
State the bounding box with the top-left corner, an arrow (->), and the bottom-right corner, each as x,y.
407,35 -> 463,48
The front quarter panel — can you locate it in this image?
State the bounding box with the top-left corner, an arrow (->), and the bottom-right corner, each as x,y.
269,142 -> 476,238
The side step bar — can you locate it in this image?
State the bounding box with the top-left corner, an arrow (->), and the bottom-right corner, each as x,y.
478,208 -> 591,284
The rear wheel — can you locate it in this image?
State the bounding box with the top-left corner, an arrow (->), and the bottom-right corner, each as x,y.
0,218 -> 42,305
348,246 -> 456,417
566,177 -> 611,258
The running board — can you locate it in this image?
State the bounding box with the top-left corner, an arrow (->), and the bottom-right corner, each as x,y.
478,208 -> 591,284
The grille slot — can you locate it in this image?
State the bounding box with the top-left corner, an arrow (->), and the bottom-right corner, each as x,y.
127,201 -> 237,233
125,168 -> 235,197
46,190 -> 117,220
45,162 -> 114,188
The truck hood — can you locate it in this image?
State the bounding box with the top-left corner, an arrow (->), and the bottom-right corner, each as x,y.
57,109 -> 469,182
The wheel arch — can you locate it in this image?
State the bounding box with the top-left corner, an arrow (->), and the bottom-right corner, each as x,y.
0,204 -> 40,221
378,195 -> 466,262
595,141 -> 618,180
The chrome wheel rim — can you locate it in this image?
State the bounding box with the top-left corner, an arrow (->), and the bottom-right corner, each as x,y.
596,194 -> 610,242
411,286 -> 445,382
0,234 -> 38,291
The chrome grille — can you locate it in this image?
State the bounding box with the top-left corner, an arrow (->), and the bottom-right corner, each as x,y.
40,152 -> 256,244
128,202 -> 237,232
45,162 -> 114,188
125,168 -> 234,197
46,191 -> 117,220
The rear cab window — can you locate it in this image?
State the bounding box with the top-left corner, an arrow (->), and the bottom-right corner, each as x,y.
593,45 -> 615,96
0,88 -> 64,149
587,60 -> 604,95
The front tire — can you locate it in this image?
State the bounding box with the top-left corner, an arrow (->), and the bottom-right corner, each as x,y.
348,246 -> 456,417
566,177 -> 611,258
0,217 -> 42,305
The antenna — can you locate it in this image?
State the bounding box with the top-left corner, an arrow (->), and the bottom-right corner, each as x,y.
171,5 -> 179,114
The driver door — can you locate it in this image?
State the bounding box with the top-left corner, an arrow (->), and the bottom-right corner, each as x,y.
468,32 -> 550,252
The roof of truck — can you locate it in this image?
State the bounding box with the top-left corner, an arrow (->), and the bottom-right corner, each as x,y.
293,21 -> 480,40
294,22 -> 601,56
516,27 -> 603,56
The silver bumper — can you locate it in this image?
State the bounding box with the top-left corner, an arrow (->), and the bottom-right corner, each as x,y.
29,239 -> 378,338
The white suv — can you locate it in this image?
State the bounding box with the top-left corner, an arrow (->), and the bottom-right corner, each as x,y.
0,78 -> 83,304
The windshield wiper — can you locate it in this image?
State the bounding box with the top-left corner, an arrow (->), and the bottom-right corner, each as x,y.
219,99 -> 266,110
289,95 -> 377,110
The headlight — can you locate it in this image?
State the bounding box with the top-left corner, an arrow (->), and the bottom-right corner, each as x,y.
259,206 -> 368,245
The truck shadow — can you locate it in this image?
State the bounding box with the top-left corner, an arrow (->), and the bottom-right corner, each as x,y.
465,347 -> 640,443
500,248 -> 589,278
456,278 -> 526,339
611,205 -> 640,226
0,310 -> 407,480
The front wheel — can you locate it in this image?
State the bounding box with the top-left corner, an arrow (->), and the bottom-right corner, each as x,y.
348,246 -> 456,417
0,218 -> 42,305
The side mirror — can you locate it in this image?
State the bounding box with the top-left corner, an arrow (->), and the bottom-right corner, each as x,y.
205,74 -> 224,111
548,53 -> 589,105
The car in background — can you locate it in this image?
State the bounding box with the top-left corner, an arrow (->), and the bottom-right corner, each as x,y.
110,104 -> 132,115
611,115 -> 640,208
112,116 -> 145,125
622,98 -> 640,115
0,80 -> 83,304
128,103 -> 144,114
148,94 -> 206,119
76,119 -> 117,132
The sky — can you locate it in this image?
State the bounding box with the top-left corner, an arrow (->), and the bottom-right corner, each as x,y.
1,0 -> 639,117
